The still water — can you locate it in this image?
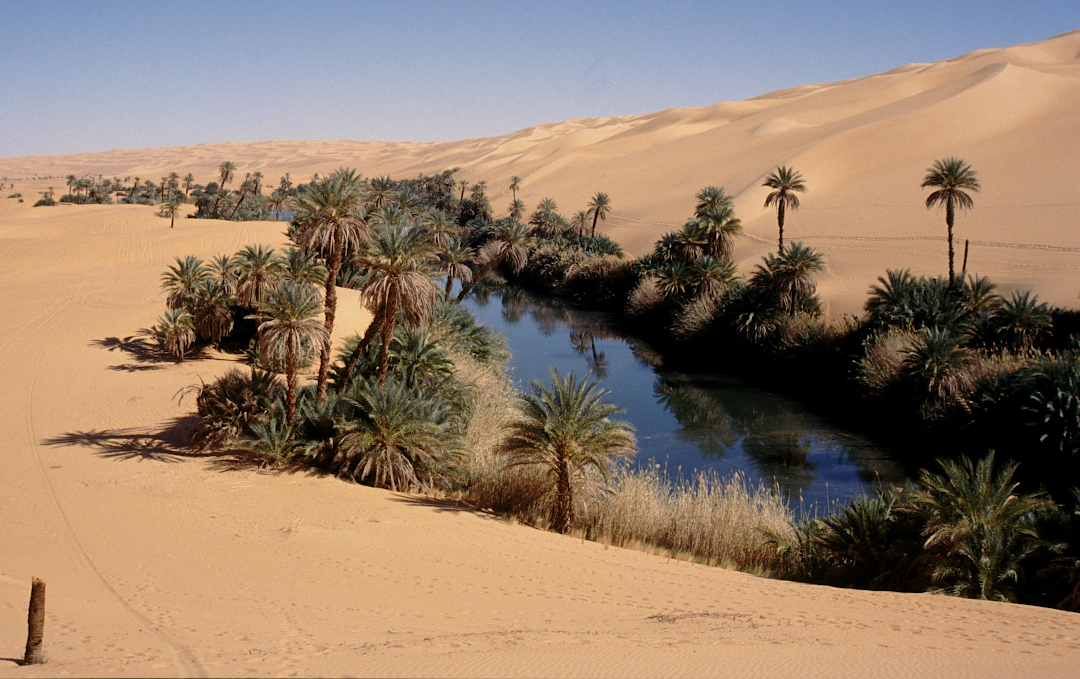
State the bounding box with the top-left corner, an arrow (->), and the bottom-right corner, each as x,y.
465,287 -> 909,513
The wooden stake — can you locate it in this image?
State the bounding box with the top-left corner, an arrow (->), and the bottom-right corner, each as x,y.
23,578 -> 45,665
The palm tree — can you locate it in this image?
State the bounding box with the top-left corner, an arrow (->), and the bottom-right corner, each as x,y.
990,291 -> 1052,350
763,166 -> 807,255
218,161 -> 236,188
508,199 -> 526,221
161,255 -> 210,310
234,244 -> 285,308
333,377 -> 454,490
902,328 -> 974,419
570,210 -> 591,237
695,186 -> 732,216
908,453 -> 1054,601
160,198 -> 182,228
367,176 -> 395,209
251,171 -> 264,195
251,282 -> 329,427
182,173 -> 194,198
693,206 -> 742,261
440,239 -> 474,297
770,242 -> 824,313
209,254 -> 238,295
421,212 -> 459,249
922,158 -> 980,288
282,247 -> 329,289
457,220 -> 534,302
498,368 -> 636,533
353,222 -> 441,385
190,280 -> 235,347
155,308 -> 196,361
291,168 -> 368,399
587,191 -> 611,238
509,175 -> 521,202
65,174 -> 75,196
167,171 -> 180,196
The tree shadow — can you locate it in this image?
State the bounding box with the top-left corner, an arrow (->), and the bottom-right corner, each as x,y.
41,416 -> 206,463
389,493 -> 491,517
89,332 -> 209,366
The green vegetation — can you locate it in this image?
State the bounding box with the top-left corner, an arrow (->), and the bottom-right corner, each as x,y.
140,156 -> 1080,612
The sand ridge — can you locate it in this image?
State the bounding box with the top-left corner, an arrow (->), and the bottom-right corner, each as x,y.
2,30 -> 1080,678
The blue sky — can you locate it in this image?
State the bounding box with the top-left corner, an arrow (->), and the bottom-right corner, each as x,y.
1,0 -> 1077,157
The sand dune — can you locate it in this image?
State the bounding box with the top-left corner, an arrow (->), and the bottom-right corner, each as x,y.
4,29 -> 1079,314
3,31 -> 1080,678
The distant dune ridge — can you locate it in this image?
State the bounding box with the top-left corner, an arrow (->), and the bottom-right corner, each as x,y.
4,31 -> 1080,679
4,29 -> 1080,313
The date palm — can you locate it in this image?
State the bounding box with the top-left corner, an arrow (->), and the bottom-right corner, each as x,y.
291,168 -> 368,399
694,205 -> 742,261
908,452 -> 1054,601
367,176 -> 395,209
182,173 -> 194,198
209,254 -> 239,295
354,221 -> 441,385
990,291 -> 1052,350
217,161 -> 236,188
190,279 -> 235,347
251,282 -> 329,427
161,255 -> 210,310
234,244 -> 285,308
440,238 -> 474,297
570,210 -> 590,237
251,171 -> 264,195
508,198 -> 526,221
160,198 -> 182,228
587,191 -> 611,238
282,246 -> 329,289
770,241 -> 824,313
457,220 -> 534,302
763,166 -> 806,255
421,212 -> 459,249
509,175 -> 521,202
499,368 -> 635,533
922,158 -> 980,288
155,308 -> 196,361
695,186 -> 732,217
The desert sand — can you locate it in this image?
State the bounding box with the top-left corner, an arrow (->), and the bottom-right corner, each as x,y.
3,30 -> 1080,678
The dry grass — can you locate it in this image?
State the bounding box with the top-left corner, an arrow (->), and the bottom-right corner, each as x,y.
858,328 -> 918,394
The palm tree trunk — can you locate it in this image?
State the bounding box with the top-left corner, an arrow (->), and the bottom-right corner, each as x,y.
457,259 -> 498,303
946,197 -> 956,289
316,237 -> 344,401
777,200 -> 786,255
285,345 -> 298,428
554,452 -> 573,533
338,308 -> 383,394
460,184 -> 466,202
227,189 -> 247,220
444,272 -> 454,297
377,290 -> 400,385
170,212 -> 175,229
591,211 -> 599,239
23,578 -> 45,665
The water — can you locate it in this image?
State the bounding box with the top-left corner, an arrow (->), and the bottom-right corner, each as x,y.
464,287 -> 909,513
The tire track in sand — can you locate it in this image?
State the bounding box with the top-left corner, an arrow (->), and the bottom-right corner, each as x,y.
21,296 -> 207,678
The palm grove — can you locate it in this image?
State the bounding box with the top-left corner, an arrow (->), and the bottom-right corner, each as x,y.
137,157 -> 1080,610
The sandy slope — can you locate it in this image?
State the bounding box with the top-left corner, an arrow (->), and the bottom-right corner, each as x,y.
4,30 -> 1080,314
3,31 -> 1080,678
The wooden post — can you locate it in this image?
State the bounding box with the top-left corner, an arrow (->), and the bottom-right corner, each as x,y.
961,239 -> 970,275
23,578 -> 45,665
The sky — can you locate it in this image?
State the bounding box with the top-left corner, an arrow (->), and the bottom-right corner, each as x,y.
1,1 -> 1078,157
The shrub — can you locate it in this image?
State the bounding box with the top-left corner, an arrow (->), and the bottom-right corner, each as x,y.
6,193 -> 21,198
191,368 -> 284,449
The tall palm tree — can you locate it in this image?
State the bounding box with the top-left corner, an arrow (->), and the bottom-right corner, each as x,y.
291,168 -> 368,399
440,239 -> 474,297
251,171 -> 264,195
182,173 -> 194,198
457,220 -> 534,302
282,246 -> 329,289
922,158 -> 980,288
267,189 -> 288,220
498,368 -> 635,533
694,206 -> 743,261
251,282 -> 329,427
353,222 -> 441,385
218,161 -> 236,188
509,175 -> 521,202
234,244 -> 285,308
695,186 -> 732,217
570,210 -> 590,237
763,166 -> 807,255
161,255 -> 210,310
155,308 -> 196,361
587,191 -> 611,238
65,174 -> 75,196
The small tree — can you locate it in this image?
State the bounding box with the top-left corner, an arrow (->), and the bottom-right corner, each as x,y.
587,191 -> 611,238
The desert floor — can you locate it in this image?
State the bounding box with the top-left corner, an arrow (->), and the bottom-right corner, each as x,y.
3,29 -> 1080,679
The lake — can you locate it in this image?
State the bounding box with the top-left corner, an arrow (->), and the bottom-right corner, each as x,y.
464,287 -> 909,513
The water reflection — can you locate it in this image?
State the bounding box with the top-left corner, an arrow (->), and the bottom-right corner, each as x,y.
465,286 -> 907,509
